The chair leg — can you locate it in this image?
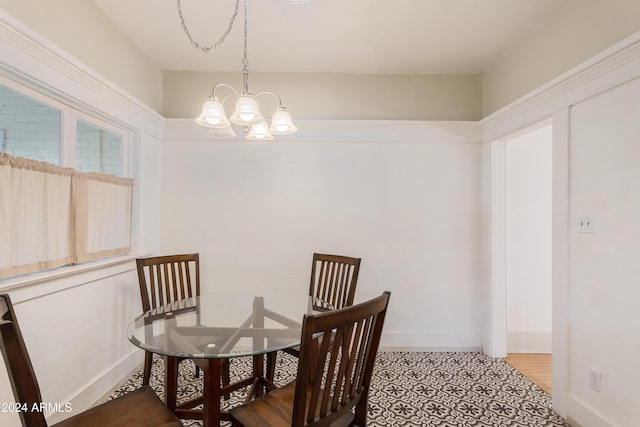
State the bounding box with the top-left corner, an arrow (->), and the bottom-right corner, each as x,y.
142,351 -> 153,385
353,390 -> 369,426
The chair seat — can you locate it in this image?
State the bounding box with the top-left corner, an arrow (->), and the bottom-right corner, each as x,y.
53,386 -> 182,427
230,382 -> 354,427
231,381 -> 297,427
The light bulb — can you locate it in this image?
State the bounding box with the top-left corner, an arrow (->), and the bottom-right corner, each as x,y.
230,96 -> 263,125
247,121 -> 274,140
205,116 -> 222,125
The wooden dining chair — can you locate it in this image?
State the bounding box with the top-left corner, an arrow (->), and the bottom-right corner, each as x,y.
230,291 -> 391,427
136,254 -> 230,391
0,294 -> 182,427
266,253 -> 361,382
308,253 -> 361,311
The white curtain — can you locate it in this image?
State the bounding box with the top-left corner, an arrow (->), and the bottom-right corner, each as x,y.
0,155 -> 14,274
0,152 -> 133,279
75,172 -> 133,263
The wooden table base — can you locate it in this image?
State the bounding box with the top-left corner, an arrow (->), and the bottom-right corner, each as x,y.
164,354 -> 276,427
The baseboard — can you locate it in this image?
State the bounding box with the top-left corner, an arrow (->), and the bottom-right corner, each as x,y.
379,346 -> 482,352
46,350 -> 144,424
381,331 -> 482,351
507,332 -> 552,353
567,395 -> 613,427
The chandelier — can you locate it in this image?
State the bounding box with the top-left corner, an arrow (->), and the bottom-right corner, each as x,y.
179,0 -> 298,140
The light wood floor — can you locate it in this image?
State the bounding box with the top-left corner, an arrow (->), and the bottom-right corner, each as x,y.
506,353 -> 552,395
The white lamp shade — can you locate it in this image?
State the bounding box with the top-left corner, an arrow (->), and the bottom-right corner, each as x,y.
195,99 -> 230,128
269,110 -> 297,135
230,96 -> 264,125
247,121 -> 274,140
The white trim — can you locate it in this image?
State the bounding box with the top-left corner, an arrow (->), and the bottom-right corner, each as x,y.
379,346 -> 483,353
487,139 -> 507,358
381,331 -> 482,350
163,118 -> 483,144
551,108 -> 571,419
567,396 -> 613,427
0,252 -> 150,302
480,30 -> 640,141
0,9 -> 164,138
506,332 -> 552,354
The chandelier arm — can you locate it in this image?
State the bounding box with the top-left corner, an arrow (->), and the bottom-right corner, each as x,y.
220,94 -> 238,106
211,83 -> 240,100
253,91 -> 284,109
177,0 -> 241,54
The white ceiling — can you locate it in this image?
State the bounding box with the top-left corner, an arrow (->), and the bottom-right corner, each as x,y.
93,0 -> 570,74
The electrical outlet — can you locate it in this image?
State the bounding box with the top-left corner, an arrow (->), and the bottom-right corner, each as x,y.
589,368 -> 602,392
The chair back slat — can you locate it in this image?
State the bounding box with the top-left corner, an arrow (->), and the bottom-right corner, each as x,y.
165,263 -> 175,303
0,294 -> 48,427
136,254 -> 200,311
309,253 -> 361,310
293,291 -> 390,427
183,261 -> 193,299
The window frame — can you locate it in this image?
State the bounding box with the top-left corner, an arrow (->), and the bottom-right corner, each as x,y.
71,109 -> 130,176
0,74 -> 138,285
0,76 -> 132,176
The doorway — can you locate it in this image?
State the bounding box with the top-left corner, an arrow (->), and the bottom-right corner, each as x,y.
504,122 -> 553,393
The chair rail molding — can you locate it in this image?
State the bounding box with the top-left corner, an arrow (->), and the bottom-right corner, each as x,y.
163,118 -> 482,145
481,30 -> 640,141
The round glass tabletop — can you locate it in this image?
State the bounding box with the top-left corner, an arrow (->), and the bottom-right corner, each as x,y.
127,290 -> 331,358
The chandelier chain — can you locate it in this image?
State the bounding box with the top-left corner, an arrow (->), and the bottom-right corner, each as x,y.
243,0 -> 249,71
192,0 -> 298,139
177,0 -> 241,54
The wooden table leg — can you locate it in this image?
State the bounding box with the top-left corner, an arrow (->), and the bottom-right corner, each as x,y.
252,296 -> 266,397
202,358 -> 223,427
164,356 -> 178,411
252,354 -> 265,397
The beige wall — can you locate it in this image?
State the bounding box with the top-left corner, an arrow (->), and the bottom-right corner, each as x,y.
163,71 -> 483,121
483,0 -> 640,116
0,0 -> 163,111
5,1 -> 640,122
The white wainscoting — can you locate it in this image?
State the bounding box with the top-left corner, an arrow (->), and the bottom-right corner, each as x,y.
162,118 -> 484,352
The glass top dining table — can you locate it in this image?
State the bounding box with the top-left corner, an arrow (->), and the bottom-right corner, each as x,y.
127,290 -> 330,427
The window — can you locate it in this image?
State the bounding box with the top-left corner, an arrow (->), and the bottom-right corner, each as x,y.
0,82 -> 127,176
0,84 -> 61,164
76,119 -> 123,176
0,79 -> 133,280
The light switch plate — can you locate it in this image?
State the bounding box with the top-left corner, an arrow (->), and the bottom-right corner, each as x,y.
578,214 -> 595,233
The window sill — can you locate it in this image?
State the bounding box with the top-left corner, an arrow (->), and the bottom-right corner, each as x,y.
0,252 -> 151,301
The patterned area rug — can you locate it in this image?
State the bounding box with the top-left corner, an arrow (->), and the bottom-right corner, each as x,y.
110,352 -> 569,426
